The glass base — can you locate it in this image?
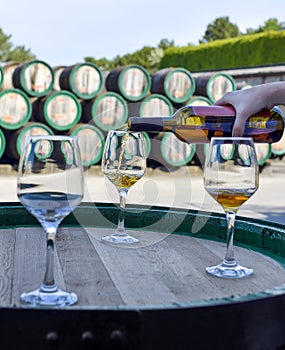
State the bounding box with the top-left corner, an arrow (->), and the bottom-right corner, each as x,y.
20,286 -> 78,307
206,261 -> 253,279
101,232 -> 139,245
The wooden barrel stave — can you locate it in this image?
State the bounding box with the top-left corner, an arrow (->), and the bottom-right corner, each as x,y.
1,203 -> 285,348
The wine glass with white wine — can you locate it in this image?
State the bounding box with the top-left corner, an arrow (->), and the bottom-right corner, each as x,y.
17,135 -> 84,306
204,137 -> 259,278
101,130 -> 146,244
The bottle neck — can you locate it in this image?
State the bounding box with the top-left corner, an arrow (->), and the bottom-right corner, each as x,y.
128,116 -> 174,132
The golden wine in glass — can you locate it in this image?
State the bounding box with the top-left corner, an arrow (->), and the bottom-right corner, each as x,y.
204,137 -> 259,278
101,130 -> 146,244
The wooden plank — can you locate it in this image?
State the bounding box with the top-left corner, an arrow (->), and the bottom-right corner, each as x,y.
11,227 -> 66,307
55,227 -> 124,306
87,228 -> 285,306
0,229 -> 15,306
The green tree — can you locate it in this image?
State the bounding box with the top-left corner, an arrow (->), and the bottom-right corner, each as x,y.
0,27 -> 35,62
85,45 -> 164,72
158,38 -> 175,50
246,18 -> 285,34
200,16 -> 241,43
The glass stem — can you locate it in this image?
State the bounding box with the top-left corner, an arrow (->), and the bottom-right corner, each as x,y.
41,223 -> 59,292
224,210 -> 237,266
116,189 -> 128,236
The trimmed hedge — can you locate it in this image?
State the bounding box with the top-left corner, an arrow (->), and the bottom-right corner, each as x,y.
160,31 -> 285,72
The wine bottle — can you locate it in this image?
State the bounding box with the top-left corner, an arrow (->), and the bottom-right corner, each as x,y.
128,105 -> 285,144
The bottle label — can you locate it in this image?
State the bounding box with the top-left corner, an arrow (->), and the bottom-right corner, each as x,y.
248,117 -> 268,129
183,116 -> 205,127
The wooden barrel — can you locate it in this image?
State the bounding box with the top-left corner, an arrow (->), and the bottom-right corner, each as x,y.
52,65 -> 66,91
5,122 -> 54,160
105,65 -> 151,102
12,60 -> 54,97
59,62 -> 103,100
151,67 -> 195,104
148,132 -> 196,171
68,123 -> 105,166
271,128 -> 285,156
32,91 -> 81,131
204,142 -> 271,166
1,62 -> 19,90
0,128 -> 6,160
254,143 -> 272,165
194,72 -> 236,103
81,92 -> 128,132
141,131 -> 151,158
0,88 -> 31,130
236,81 -> 252,90
0,65 -> 3,90
185,95 -> 212,106
1,202 -> 285,349
128,93 -> 174,118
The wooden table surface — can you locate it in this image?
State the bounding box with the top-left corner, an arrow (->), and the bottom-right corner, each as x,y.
2,226 -> 285,308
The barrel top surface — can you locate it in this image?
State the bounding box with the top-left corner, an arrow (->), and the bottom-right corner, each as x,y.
1,202 -> 285,311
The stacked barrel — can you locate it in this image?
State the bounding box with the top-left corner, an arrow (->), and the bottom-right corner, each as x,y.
0,60 -> 274,170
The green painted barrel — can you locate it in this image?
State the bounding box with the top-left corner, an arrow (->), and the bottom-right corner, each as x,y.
0,128 -> 6,159
0,65 -> 3,90
105,65 -> 151,102
271,129 -> 285,156
194,72 -> 236,103
59,63 -> 103,100
32,91 -> 82,131
68,123 -> 105,166
128,93 -> 174,119
141,131 -> 151,158
12,60 -> 54,97
52,65 -> 66,91
81,92 -> 128,132
236,81 -> 252,90
186,95 -> 212,106
1,62 -> 19,90
204,142 -> 271,166
151,67 -> 195,104
254,143 -> 272,166
1,202 -> 285,349
5,122 -> 54,160
148,132 -> 196,171
0,89 -> 31,130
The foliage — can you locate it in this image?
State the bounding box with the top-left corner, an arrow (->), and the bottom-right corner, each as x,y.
246,18 -> 285,34
0,28 -> 35,62
157,38 -> 175,50
160,31 -> 285,71
200,16 -> 241,43
85,45 -> 164,72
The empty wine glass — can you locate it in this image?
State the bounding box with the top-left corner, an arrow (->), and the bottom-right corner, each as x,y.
17,135 -> 84,306
204,137 -> 259,278
101,130 -> 146,244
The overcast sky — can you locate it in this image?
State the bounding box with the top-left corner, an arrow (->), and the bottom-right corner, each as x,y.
0,0 -> 284,67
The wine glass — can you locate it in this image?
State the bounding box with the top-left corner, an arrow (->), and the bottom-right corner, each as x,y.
204,137 -> 259,278
17,135 -> 84,306
101,130 -> 146,244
